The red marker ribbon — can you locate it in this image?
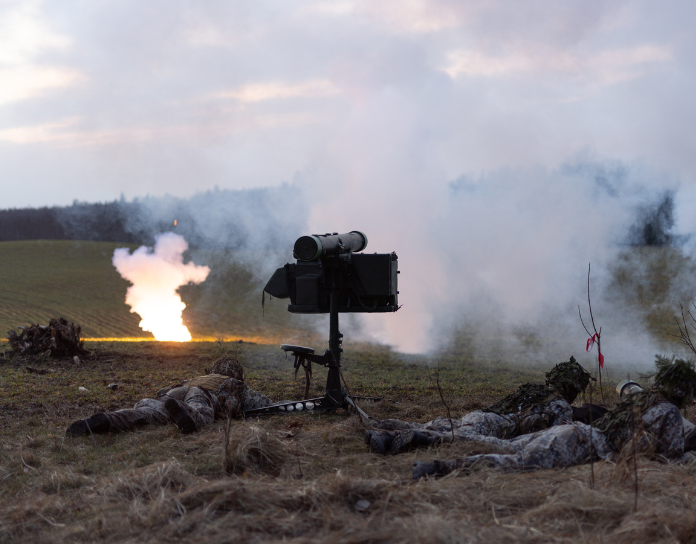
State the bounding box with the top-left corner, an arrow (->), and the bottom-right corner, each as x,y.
586,333 -> 598,352
586,333 -> 604,368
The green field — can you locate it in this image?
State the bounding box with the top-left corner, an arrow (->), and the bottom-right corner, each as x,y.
0,241 -> 142,338
3,240 -> 696,360
0,240 -> 320,343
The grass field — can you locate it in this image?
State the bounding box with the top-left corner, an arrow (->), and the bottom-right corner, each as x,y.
2,240 -> 696,355
0,241 -> 143,338
3,241 -> 696,541
1,340 -> 696,543
0,240 -> 320,343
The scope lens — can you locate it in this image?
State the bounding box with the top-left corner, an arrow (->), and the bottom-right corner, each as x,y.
294,236 -> 322,261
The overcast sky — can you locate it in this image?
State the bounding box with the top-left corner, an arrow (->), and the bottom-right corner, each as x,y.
2,0 -> 694,208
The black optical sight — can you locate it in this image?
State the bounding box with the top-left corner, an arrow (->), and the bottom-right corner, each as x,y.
264,231 -> 398,313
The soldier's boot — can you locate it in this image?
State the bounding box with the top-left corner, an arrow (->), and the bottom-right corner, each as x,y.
389,430 -> 442,454
164,398 -> 198,434
412,459 -> 466,480
412,456 -> 498,480
66,412 -> 111,437
413,460 -> 447,480
365,430 -> 395,455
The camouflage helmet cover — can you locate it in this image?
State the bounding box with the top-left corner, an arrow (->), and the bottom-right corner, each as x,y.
210,355 -> 244,382
545,356 -> 592,404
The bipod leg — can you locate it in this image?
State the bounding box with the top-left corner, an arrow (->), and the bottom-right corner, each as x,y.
344,395 -> 370,423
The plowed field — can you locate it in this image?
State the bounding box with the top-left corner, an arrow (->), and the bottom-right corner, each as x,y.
0,240 -> 318,343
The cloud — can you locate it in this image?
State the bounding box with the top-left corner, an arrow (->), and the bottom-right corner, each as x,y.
0,0 -> 71,65
0,117 -> 80,144
345,0 -> 469,34
442,44 -> 672,86
212,79 -> 340,103
0,0 -> 83,105
0,65 -> 83,106
0,111 -> 325,147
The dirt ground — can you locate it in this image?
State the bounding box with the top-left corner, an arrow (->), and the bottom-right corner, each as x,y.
1,341 -> 695,543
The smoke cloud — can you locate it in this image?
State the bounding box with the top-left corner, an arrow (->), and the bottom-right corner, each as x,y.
305,153 -> 693,368
112,233 -> 210,341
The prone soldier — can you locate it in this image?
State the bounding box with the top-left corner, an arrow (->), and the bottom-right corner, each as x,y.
412,357 -> 696,479
66,356 -> 271,437
365,357 -> 593,454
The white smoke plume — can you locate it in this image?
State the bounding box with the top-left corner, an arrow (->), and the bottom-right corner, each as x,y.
112,233 -> 210,341
305,154 -> 689,369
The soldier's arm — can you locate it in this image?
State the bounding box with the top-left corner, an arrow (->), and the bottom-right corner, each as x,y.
683,417 -> 696,452
642,403 -> 685,460
545,398 -> 574,426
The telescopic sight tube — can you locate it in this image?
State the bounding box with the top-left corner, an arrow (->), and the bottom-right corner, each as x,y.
294,231 -> 367,261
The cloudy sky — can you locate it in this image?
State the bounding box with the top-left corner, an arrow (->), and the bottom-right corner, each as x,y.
2,0 -> 694,208
3,0 -> 695,354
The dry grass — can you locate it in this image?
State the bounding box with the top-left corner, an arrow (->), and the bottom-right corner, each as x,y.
3,451 -> 696,543
1,340 -> 693,543
224,422 -> 289,476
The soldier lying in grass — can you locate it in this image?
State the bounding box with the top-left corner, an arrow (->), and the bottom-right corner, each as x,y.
365,357 -> 594,455
66,356 -> 271,437
412,357 -> 696,480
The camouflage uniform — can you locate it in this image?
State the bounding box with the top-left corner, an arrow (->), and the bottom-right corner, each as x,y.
66,374 -> 272,436
413,361 -> 696,479
366,358 -> 589,455
413,422 -> 612,479
595,390 -> 687,461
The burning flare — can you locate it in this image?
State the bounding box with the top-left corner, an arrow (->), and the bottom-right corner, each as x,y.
112,233 -> 210,341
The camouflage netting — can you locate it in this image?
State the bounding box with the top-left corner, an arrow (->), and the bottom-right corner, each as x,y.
7,318 -> 90,358
653,356 -> 696,409
210,355 -> 244,382
545,356 -> 592,404
482,383 -> 555,415
595,390 -> 666,450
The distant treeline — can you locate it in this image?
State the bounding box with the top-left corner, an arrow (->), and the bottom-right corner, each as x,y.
0,202 -> 138,243
0,186 -> 306,251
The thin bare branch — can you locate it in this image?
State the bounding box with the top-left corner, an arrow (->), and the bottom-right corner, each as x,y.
434,364 -> 455,444
588,380 -> 594,489
578,305 -> 593,337
632,410 -> 639,513
671,304 -> 696,358
587,263 -> 598,334
580,262 -> 604,404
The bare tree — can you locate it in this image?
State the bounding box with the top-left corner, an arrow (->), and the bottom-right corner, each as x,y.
671,303 -> 696,358
435,368 -> 456,444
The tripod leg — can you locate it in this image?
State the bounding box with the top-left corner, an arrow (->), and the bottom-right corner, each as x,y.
326,290 -> 344,404
301,356 -> 312,399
